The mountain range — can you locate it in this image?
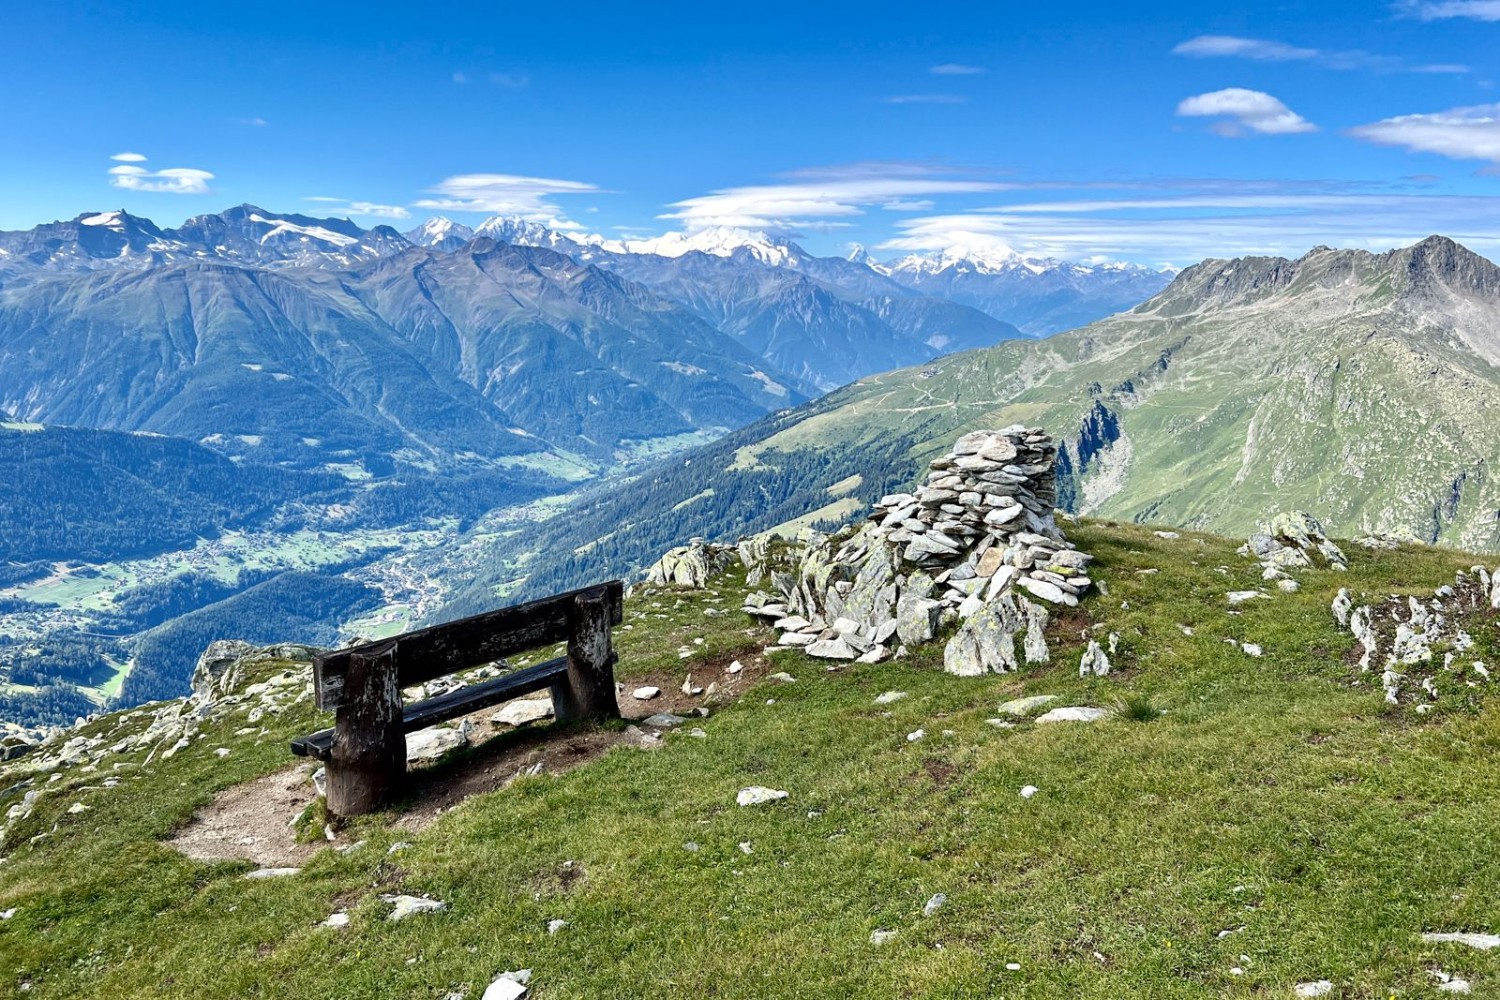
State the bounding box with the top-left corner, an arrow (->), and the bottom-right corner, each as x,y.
0,205 -> 1168,468
438,235 -> 1500,614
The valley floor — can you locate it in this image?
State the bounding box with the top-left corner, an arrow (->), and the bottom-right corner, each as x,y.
2,521 -> 1499,998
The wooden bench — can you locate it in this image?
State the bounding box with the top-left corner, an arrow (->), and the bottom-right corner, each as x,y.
292,580 -> 623,816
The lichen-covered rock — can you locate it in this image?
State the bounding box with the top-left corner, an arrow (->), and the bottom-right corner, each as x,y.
1243,511 -> 1347,575
645,537 -> 738,588
943,595 -> 1024,676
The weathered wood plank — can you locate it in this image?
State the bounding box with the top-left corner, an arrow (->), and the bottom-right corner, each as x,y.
555,589 -> 621,722
313,580 -> 622,711
325,643 -> 404,816
291,657 -> 570,761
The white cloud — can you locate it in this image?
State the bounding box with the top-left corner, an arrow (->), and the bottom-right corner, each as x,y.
877,191 -> 1500,263
1172,34 -> 1466,74
108,161 -> 214,194
345,201 -> 410,219
109,152 -> 147,162
488,72 -> 528,88
302,197 -> 410,220
235,117 -> 269,127
414,173 -> 600,227
885,94 -> 967,105
658,170 -> 1011,230
1173,35 -> 1319,61
1177,88 -> 1318,136
1396,1 -> 1500,20
930,63 -> 986,75
1349,103 -> 1500,164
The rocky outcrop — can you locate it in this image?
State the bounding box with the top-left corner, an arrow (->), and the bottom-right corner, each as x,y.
1332,562 -> 1498,708
645,538 -> 739,588
1242,511 -> 1348,581
743,427 -> 1094,674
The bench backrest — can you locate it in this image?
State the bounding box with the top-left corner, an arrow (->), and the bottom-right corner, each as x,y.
313,580 -> 624,711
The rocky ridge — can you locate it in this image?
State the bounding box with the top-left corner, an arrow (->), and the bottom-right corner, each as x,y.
739,428 -> 1094,675
1335,562 -> 1500,708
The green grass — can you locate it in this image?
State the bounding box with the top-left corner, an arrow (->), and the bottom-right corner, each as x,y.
2,521 -> 1499,997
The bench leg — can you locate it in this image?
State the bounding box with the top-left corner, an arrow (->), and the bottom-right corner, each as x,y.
555,589 -> 621,722
326,644 -> 404,817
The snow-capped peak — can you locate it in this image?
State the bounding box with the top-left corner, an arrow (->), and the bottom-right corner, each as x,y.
408,216 -> 472,243
870,240 -> 1168,279
79,211 -> 127,228
614,227 -> 806,267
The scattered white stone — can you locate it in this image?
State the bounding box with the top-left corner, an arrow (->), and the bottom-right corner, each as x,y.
214,747 -> 231,758
244,867 -> 300,880
387,841 -> 412,855
874,691 -> 908,705
321,912 -> 350,928
382,894 -> 447,921
1154,531 -> 1180,539
736,786 -> 789,806
1079,640 -> 1110,677
547,918 -> 568,935
1005,962 -> 1021,971
768,672 -> 797,683
997,695 -> 1057,717
1294,981 -> 1333,997
1019,785 -> 1038,799
727,661 -> 744,675
922,893 -> 947,916
1227,591 -> 1267,605
1277,578 -> 1300,593
632,686 -> 661,701
0,908 -> 16,920
481,970 -> 532,1000
738,841 -> 754,855
870,929 -> 897,946
1424,932 -> 1500,950
907,729 -> 925,742
66,802 -> 88,814
1034,706 -> 1110,724
1241,642 -> 1263,657
492,697 -> 553,727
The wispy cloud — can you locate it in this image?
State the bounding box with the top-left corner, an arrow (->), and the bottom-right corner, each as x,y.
1177,88 -> 1318,136
1173,33 -> 1467,74
1349,103 -> 1500,165
1173,35 -> 1319,61
658,167 -> 1011,231
1395,0 -> 1500,20
415,173 -> 600,227
930,63 -> 986,75
107,155 -> 213,194
884,94 -> 967,105
878,190 -> 1500,263
303,197 -> 410,220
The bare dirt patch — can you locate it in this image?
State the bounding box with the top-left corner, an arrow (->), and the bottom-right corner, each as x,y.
167,765 -> 323,867
165,643 -> 783,863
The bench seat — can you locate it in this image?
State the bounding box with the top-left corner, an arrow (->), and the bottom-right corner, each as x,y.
290,656 -> 567,762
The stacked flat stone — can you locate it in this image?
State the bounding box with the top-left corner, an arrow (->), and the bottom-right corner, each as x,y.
867,426 -> 1091,609
741,426 -> 1095,675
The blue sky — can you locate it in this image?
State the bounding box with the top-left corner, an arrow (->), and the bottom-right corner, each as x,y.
4,0 -> 1500,264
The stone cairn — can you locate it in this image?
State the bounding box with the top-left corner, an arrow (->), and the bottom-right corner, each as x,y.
741,427 -> 1094,675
